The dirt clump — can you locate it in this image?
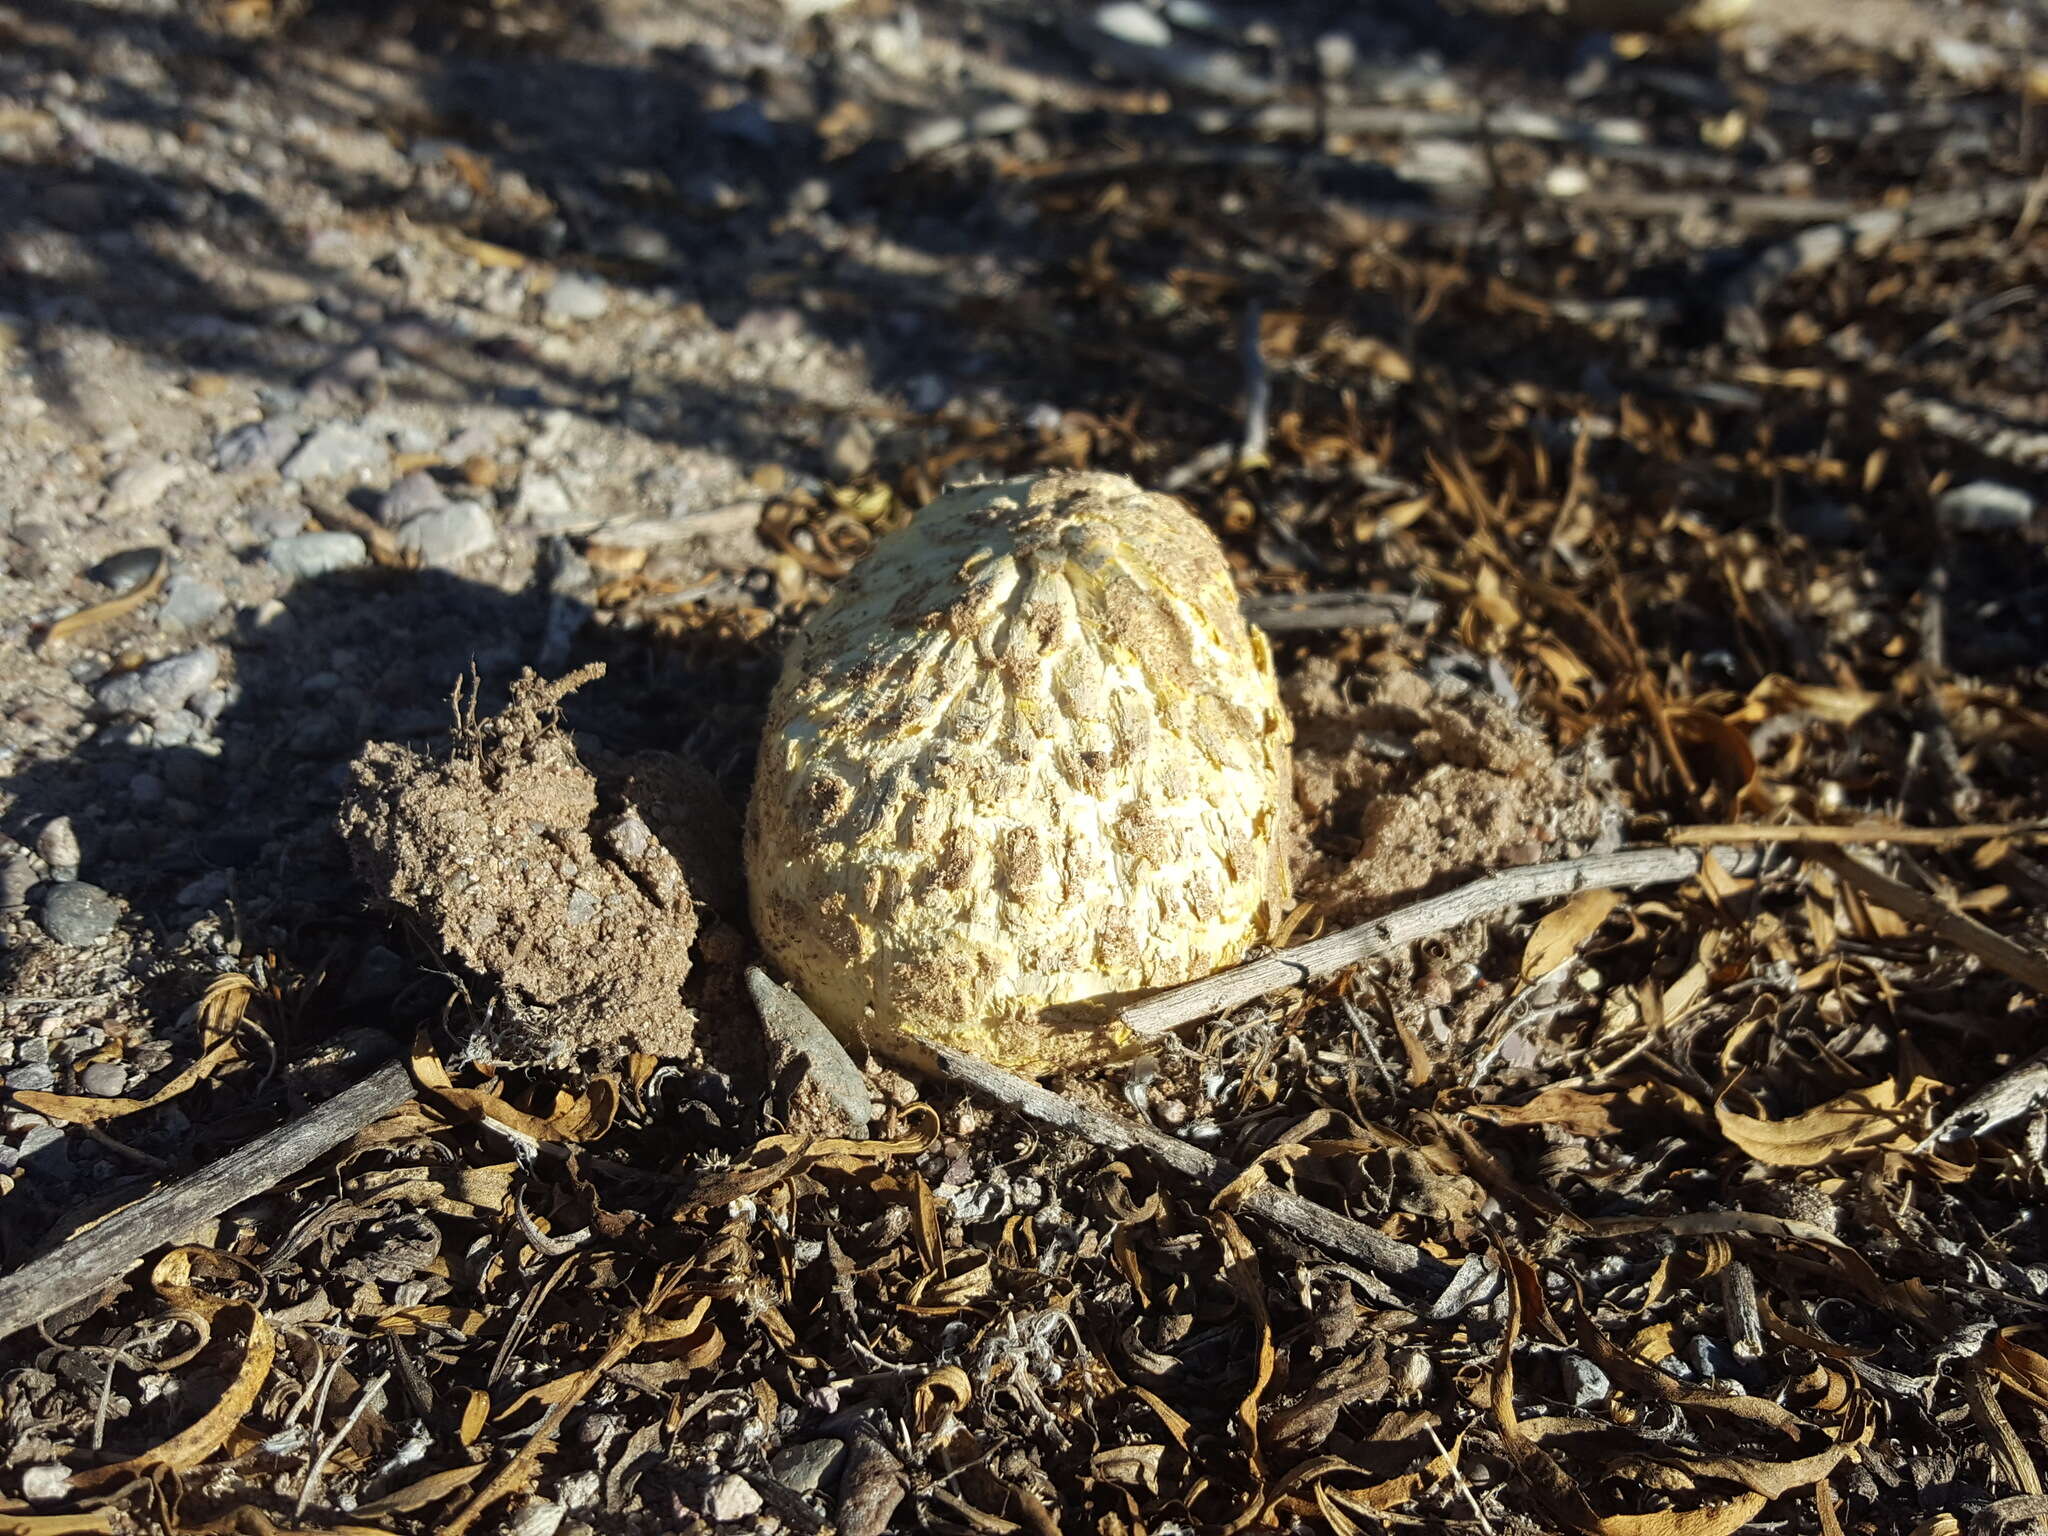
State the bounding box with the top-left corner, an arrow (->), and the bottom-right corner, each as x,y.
338,664 -> 706,1068
1287,652 -> 1615,925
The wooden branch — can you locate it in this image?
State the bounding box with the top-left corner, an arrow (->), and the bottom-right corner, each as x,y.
1119,846 -> 1760,1039
879,1033 -> 1451,1292
1670,821 -> 2046,848
1810,845 -> 2048,997
0,1061 -> 414,1341
1241,590 -> 1441,632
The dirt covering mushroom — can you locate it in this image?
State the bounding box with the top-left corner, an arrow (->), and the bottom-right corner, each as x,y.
745,470 -> 1296,1076
337,665 -> 733,1068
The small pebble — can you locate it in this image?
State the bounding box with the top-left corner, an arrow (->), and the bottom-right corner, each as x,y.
770,1439 -> 845,1493
19,1465 -> 70,1505
281,422 -> 385,482
514,471 -> 577,531
0,856 -> 34,909
397,501 -> 496,568
213,417 -> 299,473
160,574 -> 228,628
176,871 -> 231,909
36,816 -> 81,880
377,469 -> 445,525
79,1063 -> 127,1098
1937,481 -> 2035,533
38,882 -> 121,946
93,647 -> 221,720
702,1473 -> 762,1523
87,547 -> 167,595
543,272 -> 610,324
1559,1353 -> 1611,1407
267,531 -> 368,579
102,460 -> 187,516
822,418 -> 875,480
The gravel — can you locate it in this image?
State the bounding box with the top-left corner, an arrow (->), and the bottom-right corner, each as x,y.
267,531 -> 369,579
543,272 -> 611,324
36,881 -> 122,946
281,422 -> 386,482
377,469 -> 446,524
214,418 -> 300,472
160,574 -> 229,628
5,1064 -> 56,1093
822,418 -> 876,480
396,500 -> 497,567
701,1475 -> 761,1523
92,647 -> 221,719
768,1439 -> 845,1493
78,1062 -> 127,1097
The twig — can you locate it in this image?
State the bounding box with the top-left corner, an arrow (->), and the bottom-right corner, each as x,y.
876,1032 -> 1451,1292
1240,590 -> 1442,632
295,1368 -> 388,1518
1118,847 -> 1762,1040
1669,821 -> 2045,848
1238,300 -> 1270,469
1886,391 -> 2048,473
1808,846 -> 2048,997
1720,180 -> 2037,349
0,1060 -> 413,1341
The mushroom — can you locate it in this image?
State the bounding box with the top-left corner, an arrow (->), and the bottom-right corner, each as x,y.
746,471 -> 1293,1075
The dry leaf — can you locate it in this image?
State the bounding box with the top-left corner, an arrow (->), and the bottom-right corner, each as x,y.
1468,1087 -> 1621,1138
1522,889 -> 1622,982
42,550 -> 167,647
1716,1072 -> 1943,1167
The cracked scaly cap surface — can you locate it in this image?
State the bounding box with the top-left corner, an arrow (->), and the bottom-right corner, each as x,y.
745,471 -> 1294,1075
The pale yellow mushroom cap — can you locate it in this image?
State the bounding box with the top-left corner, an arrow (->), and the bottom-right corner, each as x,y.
745,470 -> 1294,1076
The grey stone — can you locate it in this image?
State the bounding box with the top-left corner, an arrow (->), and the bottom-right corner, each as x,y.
344,944 -> 406,1003
6,1063 -> 56,1093
747,968 -> 875,1136
267,530 -> 367,579
37,882 -> 120,946
0,856 -> 34,909
89,547 -> 167,594
79,1063 -> 126,1097
36,816 -> 80,880
175,871 -> 231,909
702,1474 -> 761,1523
377,469 -> 445,525
102,460 -> 188,516
18,1039 -> 48,1066
160,574 -> 228,628
93,647 -> 220,719
770,1439 -> 844,1493
515,471 -> 577,531
1559,1353 -> 1610,1407
397,500 -> 495,567
543,273 -> 610,325
151,708 -> 205,748
249,503 -> 310,541
1092,0 -> 1171,47
706,100 -> 775,146
128,772 -> 166,807
281,422 -> 385,482
565,887 -> 600,925
822,418 -> 875,481
213,418 -> 300,472
1938,481 -> 2035,533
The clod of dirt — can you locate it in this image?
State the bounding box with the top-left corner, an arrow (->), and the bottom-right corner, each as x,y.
1287,652 -> 1614,925
338,664 -> 701,1068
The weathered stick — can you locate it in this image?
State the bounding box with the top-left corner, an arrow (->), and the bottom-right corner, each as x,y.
1670,821 -> 2046,848
880,1033 -> 1451,1291
1241,590 -> 1441,632
1811,846 -> 2048,997
0,1061 -> 414,1341
1119,846 -> 1760,1039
